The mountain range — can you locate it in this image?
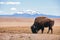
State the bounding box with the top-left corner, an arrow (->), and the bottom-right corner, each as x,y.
0,13 -> 60,18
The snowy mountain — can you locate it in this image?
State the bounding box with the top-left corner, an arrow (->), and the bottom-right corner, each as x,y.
0,10 -> 60,18
0,13 -> 60,18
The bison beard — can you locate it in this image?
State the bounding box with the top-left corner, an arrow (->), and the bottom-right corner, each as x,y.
31,16 -> 54,34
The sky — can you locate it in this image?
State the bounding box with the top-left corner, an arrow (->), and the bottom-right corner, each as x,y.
0,0 -> 60,16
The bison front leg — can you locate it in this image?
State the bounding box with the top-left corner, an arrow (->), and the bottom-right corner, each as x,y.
41,27 -> 44,34
47,27 -> 50,34
50,27 -> 53,34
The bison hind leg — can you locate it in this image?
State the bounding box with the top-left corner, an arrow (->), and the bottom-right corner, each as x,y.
47,27 -> 53,34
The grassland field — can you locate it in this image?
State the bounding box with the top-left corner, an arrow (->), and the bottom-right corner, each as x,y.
0,17 -> 60,40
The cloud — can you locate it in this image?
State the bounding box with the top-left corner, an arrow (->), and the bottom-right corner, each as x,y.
6,2 -> 20,5
0,2 -> 21,5
26,10 -> 33,12
16,10 -> 40,15
25,10 -> 40,15
10,8 -> 16,10
0,11 -> 3,13
17,11 -> 24,14
0,11 -> 8,15
0,2 -> 4,4
0,11 -> 15,15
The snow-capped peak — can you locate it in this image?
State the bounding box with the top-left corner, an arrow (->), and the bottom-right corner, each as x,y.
16,10 -> 40,15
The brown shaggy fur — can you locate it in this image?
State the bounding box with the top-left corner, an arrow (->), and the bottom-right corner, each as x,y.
31,16 -> 54,34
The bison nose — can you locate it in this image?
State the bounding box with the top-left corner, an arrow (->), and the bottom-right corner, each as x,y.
31,28 -> 37,33
31,25 -> 37,33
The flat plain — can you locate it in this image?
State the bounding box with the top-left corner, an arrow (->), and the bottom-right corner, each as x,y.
0,17 -> 60,40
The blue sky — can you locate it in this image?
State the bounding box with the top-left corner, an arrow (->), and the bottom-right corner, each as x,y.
0,0 -> 60,16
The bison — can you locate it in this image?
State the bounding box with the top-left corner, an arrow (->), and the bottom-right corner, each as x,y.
31,16 -> 54,34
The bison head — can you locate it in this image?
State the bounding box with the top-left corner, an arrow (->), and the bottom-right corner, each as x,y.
31,24 -> 38,33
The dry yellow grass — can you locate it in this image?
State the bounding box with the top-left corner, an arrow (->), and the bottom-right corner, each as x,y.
0,17 -> 60,35
0,26 -> 60,35
0,33 -> 60,40
0,17 -> 60,40
0,27 -> 31,34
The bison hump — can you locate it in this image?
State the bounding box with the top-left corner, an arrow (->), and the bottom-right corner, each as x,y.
35,16 -> 48,23
34,16 -> 54,24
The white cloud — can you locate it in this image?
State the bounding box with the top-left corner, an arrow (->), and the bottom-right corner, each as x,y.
17,11 -> 24,14
26,10 -> 40,15
0,11 -> 3,13
10,8 -> 16,10
0,11 -> 8,15
6,2 -> 20,5
0,2 -> 21,5
26,10 -> 33,12
0,2 -> 4,4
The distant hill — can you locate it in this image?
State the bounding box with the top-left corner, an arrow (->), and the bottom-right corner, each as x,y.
0,13 -> 60,18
